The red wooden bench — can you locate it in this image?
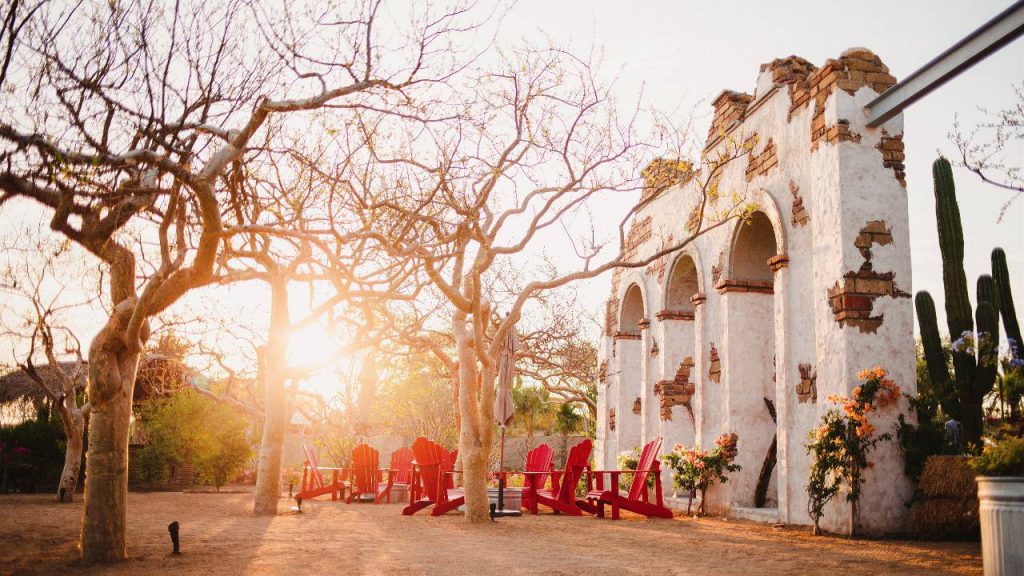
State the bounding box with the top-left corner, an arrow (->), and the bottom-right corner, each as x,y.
401,437 -> 464,516
524,439 -> 592,515
583,437 -> 672,519
295,443 -> 346,503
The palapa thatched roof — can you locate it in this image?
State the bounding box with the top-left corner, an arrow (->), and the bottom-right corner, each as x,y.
0,353 -> 195,406
0,362 -> 85,405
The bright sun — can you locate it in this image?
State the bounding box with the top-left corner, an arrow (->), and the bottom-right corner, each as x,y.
286,324 -> 356,401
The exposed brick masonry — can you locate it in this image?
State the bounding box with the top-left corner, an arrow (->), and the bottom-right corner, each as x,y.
790,180 -> 809,227
709,345 -> 722,383
654,357 -> 696,421
776,49 -> 896,152
827,220 -> 910,333
797,362 -> 817,403
745,136 -> 778,181
708,90 -> 753,141
877,131 -> 906,187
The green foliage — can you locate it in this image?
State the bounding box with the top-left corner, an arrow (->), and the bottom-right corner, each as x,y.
661,433 -> 740,516
616,446 -> 657,491
0,417 -> 65,490
136,390 -> 254,489
898,345 -> 959,488
972,435 -> 1024,477
194,409 -> 252,490
916,157 -> 1018,447
512,384 -> 555,437
375,352 -> 457,450
554,402 -> 583,436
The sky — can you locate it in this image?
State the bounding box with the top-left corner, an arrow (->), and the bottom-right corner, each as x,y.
1,0 -> 1022,400
496,0 -> 1024,337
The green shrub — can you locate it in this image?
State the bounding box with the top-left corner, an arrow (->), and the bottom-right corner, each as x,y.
136,390 -> 254,490
0,417 -> 65,491
972,436 -> 1024,477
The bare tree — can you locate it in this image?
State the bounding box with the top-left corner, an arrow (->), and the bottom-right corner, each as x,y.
0,232 -> 95,502
952,83 -> 1024,219
0,0 -> 477,561
343,47 -> 757,522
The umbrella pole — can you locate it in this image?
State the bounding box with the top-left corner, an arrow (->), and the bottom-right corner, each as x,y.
498,425 -> 505,512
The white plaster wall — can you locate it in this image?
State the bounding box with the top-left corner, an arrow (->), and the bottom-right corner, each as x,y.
595,52 -> 915,534
721,291 -> 777,508
615,338 -> 643,455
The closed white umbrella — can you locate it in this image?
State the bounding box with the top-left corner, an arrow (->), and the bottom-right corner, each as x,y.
494,328 -> 517,427
492,325 -> 520,518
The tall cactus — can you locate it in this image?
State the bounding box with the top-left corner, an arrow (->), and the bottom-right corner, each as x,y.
915,157 -> 1006,447
992,247 -> 1022,356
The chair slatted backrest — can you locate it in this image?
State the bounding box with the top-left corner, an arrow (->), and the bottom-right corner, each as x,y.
412,437 -> 451,501
351,444 -> 380,494
525,443 -> 554,487
556,438 -> 592,502
628,437 -> 663,501
302,443 -> 326,488
446,449 -> 458,488
389,447 -> 415,484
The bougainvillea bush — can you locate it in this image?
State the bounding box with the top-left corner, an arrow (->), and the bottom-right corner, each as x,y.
661,433 -> 740,516
806,367 -> 899,535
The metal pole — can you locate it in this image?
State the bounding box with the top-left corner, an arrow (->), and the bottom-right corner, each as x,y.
497,425 -> 505,512
865,0 -> 1024,127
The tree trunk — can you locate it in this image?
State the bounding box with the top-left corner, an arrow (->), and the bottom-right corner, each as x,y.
57,398 -> 86,503
961,398 -> 984,448
253,279 -> 290,515
754,435 -> 777,508
454,310 -> 492,523
80,305 -> 141,563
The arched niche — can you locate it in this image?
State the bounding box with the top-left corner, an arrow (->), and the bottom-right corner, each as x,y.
619,283 -> 646,333
665,255 -> 700,312
729,211 -> 778,283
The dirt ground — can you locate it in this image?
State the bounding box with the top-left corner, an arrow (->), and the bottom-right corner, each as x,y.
0,489 -> 981,576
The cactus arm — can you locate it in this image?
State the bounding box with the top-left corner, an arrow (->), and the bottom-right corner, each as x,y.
975,301 -> 1001,393
992,248 -> 1022,356
932,157 -> 976,388
916,291 -> 959,419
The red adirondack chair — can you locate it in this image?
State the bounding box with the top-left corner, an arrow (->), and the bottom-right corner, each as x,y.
516,443 -> 554,512
389,446 -> 415,485
295,443 -> 346,503
583,437 -> 672,519
402,437 -> 464,516
345,443 -> 396,504
523,439 -> 593,515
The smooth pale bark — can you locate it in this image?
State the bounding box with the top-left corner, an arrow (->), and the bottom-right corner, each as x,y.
454,309 -> 495,523
253,279 -> 290,515
56,396 -> 86,503
80,301 -> 142,563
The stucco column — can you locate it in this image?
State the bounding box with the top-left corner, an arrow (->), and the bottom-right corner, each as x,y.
614,335 -> 643,457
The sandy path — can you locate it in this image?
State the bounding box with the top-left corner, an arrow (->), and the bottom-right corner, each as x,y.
0,490 -> 981,575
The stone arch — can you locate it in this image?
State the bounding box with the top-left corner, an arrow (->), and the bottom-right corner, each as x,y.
619,281 -> 647,333
719,193 -> 787,510
730,211 -> 778,282
664,252 -> 701,312
722,188 -> 788,283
